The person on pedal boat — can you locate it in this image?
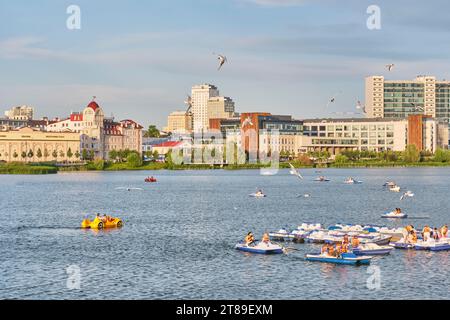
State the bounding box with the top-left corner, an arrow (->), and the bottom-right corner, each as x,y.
351,236 -> 360,248
327,244 -> 336,257
407,230 -> 418,244
342,234 -> 349,246
432,228 -> 441,240
245,232 -> 255,246
422,225 -> 431,241
441,225 -> 448,238
262,232 -> 270,244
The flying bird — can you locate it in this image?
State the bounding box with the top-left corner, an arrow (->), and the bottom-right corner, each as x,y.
386,64 -> 395,71
184,95 -> 192,114
289,163 -> 303,180
356,100 -> 367,114
214,53 -> 227,70
326,91 -> 342,108
400,191 -> 415,201
242,116 -> 254,128
411,103 -> 424,112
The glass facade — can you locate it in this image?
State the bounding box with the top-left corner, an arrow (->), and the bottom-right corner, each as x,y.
383,83 -> 424,118
435,83 -> 450,119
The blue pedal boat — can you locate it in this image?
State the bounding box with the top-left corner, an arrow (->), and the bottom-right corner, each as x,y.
305,253 -> 372,265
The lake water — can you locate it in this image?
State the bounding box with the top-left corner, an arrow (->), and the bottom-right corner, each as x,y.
1,168 -> 450,300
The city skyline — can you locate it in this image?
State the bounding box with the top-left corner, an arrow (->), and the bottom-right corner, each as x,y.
2,1 -> 450,128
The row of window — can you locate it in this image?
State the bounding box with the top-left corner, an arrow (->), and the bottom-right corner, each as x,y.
303,124 -> 395,132
306,131 -> 394,138
312,139 -> 395,146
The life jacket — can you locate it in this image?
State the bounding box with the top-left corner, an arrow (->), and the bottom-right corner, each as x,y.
441,227 -> 448,237
423,227 -> 431,234
406,225 -> 412,232
341,244 -> 348,253
262,234 -> 270,243
328,246 -> 335,256
411,233 -> 418,242
351,238 -> 360,247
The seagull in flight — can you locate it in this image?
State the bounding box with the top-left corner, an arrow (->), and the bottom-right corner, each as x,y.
326,91 -> 342,108
400,191 -> 415,201
411,103 -> 424,112
289,163 -> 303,180
184,95 -> 192,113
242,116 -> 254,128
386,64 -> 395,72
356,100 -> 367,114
214,53 -> 227,70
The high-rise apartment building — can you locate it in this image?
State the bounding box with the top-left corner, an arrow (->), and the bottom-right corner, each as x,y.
365,75 -> 450,120
191,84 -> 219,132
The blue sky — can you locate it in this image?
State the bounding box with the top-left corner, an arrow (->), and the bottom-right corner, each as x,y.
2,0 -> 450,128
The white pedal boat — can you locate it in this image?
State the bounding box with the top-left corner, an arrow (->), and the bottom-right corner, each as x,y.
235,242 -> 284,254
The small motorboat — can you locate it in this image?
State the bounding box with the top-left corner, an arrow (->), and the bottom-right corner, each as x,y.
269,229 -> 294,242
315,176 -> 330,182
344,178 -> 362,184
249,192 -> 266,198
145,177 -> 157,183
389,185 -> 401,192
235,242 -> 284,254
352,243 -> 393,256
306,253 -> 372,265
381,211 -> 408,219
383,181 -> 396,187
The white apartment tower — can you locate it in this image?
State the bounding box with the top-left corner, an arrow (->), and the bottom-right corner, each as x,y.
191,84 -> 219,132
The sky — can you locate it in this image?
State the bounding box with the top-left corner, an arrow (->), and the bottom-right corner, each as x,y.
2,0 -> 450,128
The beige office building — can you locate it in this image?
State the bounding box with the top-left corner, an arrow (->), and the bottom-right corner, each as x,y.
301,118 -> 408,154
207,97 -> 235,121
164,111 -> 193,133
0,127 -> 81,162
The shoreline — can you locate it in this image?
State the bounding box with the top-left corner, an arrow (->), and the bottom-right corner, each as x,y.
2,161 -> 450,174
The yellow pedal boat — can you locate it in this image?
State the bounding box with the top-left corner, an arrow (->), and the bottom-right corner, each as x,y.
81,215 -> 123,230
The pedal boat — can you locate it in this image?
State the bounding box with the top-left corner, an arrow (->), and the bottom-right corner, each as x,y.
235,241 -> 284,254
81,215 -> 123,230
352,243 -> 393,255
306,252 -> 372,265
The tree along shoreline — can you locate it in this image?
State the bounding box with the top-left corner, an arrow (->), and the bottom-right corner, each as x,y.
3,145 -> 450,174
3,160 -> 450,175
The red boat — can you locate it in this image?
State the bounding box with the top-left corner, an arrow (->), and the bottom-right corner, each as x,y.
145,177 -> 157,183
